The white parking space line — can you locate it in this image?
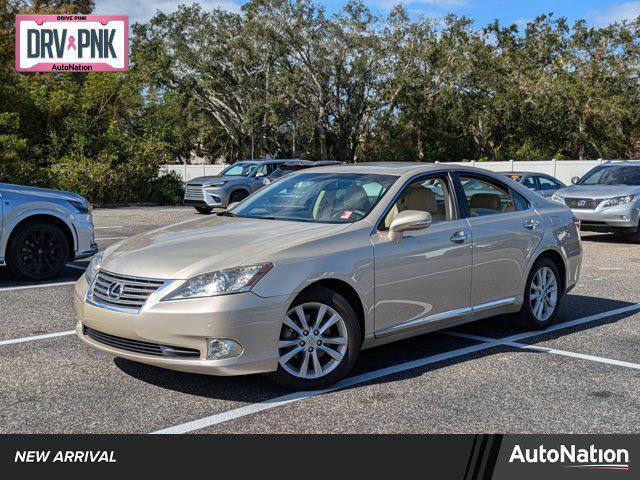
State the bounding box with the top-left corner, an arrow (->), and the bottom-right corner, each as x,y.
94,226 -> 123,229
0,330 -> 75,346
0,281 -> 76,292
444,331 -> 640,371
95,237 -> 126,241
150,340 -> 501,435
150,303 -> 640,434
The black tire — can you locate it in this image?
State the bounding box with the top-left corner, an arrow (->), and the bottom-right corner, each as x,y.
229,190 -> 249,204
514,257 -> 562,330
195,206 -> 213,214
270,286 -> 361,391
6,221 -> 69,280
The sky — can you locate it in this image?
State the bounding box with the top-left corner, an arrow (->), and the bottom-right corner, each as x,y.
94,0 -> 640,28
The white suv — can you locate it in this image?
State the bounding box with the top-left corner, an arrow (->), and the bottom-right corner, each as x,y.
0,183 -> 97,279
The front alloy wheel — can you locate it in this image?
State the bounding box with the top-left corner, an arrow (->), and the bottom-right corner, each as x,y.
6,222 -> 69,280
279,303 -> 348,380
272,287 -> 360,390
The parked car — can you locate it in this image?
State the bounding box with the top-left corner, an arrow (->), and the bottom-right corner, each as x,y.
550,161 -> 640,239
501,172 -> 566,198
184,159 -> 297,214
75,163 -> 581,390
0,183 -> 97,280
263,160 -> 345,185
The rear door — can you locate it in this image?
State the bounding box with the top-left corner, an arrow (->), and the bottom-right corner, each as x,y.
456,172 -> 543,307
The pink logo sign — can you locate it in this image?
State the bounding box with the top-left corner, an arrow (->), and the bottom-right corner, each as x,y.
15,14 -> 128,72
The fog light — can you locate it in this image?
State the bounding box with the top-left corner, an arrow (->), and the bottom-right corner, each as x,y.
622,215 -> 630,221
206,338 -> 243,360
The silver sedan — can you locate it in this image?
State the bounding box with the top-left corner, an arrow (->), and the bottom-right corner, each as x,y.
75,163 -> 581,390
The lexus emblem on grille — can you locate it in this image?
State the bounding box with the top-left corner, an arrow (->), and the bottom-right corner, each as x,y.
107,282 -> 124,300
577,200 -> 586,207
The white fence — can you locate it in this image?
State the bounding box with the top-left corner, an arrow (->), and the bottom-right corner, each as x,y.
161,159 -> 613,185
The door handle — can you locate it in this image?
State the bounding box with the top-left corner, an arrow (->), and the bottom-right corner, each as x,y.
450,230 -> 471,243
524,218 -> 541,230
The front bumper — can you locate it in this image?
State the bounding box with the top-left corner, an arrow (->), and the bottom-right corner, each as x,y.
74,275 -> 287,376
72,214 -> 98,260
183,185 -> 230,208
569,202 -> 640,231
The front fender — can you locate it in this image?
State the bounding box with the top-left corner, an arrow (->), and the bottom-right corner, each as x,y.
1,206 -> 78,257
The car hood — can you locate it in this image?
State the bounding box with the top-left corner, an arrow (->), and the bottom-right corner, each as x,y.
100,215 -> 351,279
555,184 -> 640,198
0,182 -> 86,203
187,175 -> 247,185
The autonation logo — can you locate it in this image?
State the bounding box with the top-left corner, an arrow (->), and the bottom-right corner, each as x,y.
509,444 -> 630,471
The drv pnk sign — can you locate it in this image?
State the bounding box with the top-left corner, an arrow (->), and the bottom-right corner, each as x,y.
15,14 -> 128,72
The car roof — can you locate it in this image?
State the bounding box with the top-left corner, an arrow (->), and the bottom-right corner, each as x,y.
601,161 -> 640,167
237,159 -> 303,165
500,171 -> 552,176
302,162 -> 515,177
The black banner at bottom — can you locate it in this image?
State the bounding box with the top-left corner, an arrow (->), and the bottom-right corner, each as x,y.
0,435 -> 636,479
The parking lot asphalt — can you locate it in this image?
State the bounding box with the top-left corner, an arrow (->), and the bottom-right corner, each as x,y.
1,205 -> 639,433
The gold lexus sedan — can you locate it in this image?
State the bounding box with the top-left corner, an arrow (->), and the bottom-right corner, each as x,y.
75,163 -> 582,390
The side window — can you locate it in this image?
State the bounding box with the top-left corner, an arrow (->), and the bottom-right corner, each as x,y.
459,175 -> 515,217
512,190 -> 530,211
383,175 -> 454,229
254,164 -> 269,177
522,176 -> 537,189
538,176 -> 559,190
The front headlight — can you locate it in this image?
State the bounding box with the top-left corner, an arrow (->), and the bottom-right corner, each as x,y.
602,195 -> 634,208
205,181 -> 227,188
84,252 -> 103,284
68,199 -> 91,214
162,263 -> 273,301
550,193 -> 564,204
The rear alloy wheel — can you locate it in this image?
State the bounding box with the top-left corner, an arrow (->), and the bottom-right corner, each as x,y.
514,257 -> 562,330
195,206 -> 213,214
272,287 -> 361,390
6,222 -> 69,280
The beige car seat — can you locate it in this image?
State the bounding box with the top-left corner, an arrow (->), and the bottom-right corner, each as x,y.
384,186 -> 443,228
469,193 -> 501,214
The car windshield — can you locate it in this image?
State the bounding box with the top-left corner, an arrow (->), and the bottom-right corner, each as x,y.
231,172 -> 397,223
579,165 -> 640,186
220,162 -> 257,177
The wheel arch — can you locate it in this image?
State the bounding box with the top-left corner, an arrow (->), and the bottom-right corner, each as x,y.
531,248 -> 567,294
230,186 -> 251,199
295,278 -> 366,344
6,213 -> 76,261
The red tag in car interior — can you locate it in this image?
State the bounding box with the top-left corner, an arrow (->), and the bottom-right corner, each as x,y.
340,210 -> 353,220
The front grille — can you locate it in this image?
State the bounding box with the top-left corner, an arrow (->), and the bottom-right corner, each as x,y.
90,270 -> 165,312
83,326 -> 200,358
564,197 -> 602,210
184,185 -> 205,201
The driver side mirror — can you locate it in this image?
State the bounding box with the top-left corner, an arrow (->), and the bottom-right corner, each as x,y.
571,176 -> 579,184
255,172 -> 265,178
388,210 -> 432,242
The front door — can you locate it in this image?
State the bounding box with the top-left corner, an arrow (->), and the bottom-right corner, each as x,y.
372,173 -> 472,337
457,172 -> 544,307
